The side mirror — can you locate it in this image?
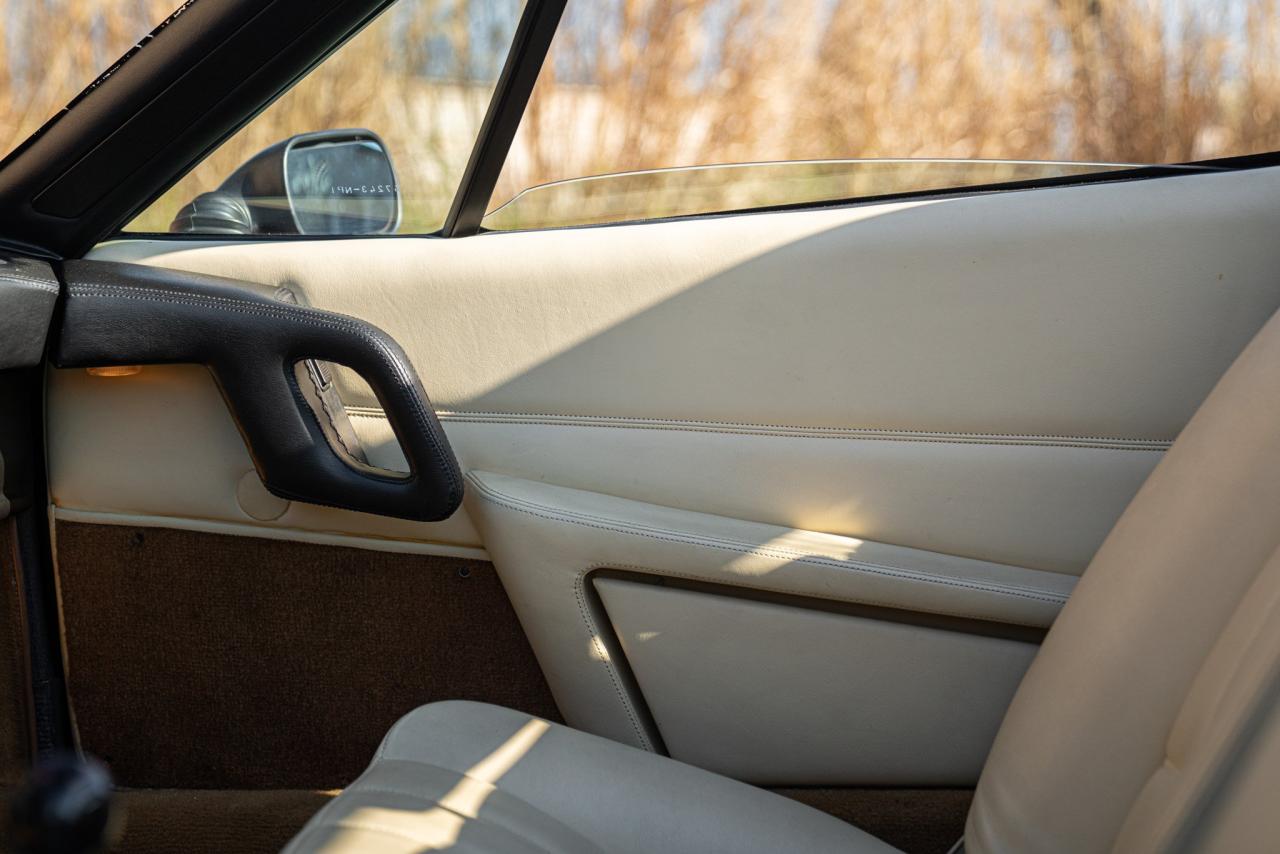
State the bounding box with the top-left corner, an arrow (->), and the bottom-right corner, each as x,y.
170,129 -> 401,236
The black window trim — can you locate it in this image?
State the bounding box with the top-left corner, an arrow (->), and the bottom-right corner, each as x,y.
441,0 -> 567,238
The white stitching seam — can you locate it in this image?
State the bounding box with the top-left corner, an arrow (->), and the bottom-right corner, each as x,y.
570,569 -> 652,750
0,272 -> 60,293
360,409 -> 1172,450
347,409 -> 1172,451
468,476 -> 1069,606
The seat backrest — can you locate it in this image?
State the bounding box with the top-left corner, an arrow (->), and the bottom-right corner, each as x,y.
966,308 -> 1280,853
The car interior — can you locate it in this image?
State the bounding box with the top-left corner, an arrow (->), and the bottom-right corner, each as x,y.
1,1 -> 1280,852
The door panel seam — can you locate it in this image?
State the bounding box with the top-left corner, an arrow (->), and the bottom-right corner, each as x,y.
352,410 -> 1172,450
572,570 -> 653,751
468,475 -> 1069,620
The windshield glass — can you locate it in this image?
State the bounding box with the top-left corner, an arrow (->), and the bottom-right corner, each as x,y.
0,0 -> 183,164
483,159 -> 1152,230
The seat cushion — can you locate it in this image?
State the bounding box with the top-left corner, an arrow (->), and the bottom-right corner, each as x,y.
965,306 -> 1280,853
283,701 -> 898,853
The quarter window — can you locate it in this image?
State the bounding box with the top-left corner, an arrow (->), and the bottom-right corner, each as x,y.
127,0 -> 523,234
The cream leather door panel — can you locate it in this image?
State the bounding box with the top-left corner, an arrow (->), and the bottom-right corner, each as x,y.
595,577 -> 1038,785
465,469 -> 1069,779
54,165 -> 1280,782
79,167 -> 1280,571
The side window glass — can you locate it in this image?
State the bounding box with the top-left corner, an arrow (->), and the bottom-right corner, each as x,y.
126,0 -> 523,235
487,0 -> 1280,230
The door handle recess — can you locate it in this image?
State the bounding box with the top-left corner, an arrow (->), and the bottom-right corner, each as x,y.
54,259 -> 462,521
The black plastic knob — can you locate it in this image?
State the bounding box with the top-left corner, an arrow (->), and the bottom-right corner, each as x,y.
9,755 -> 116,854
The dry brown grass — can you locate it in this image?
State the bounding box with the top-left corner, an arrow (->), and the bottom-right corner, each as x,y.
0,0 -> 177,159
3,0 -> 1279,232
499,0 -> 1280,201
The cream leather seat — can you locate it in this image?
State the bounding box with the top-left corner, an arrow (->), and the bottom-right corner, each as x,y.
285,308 -> 1280,854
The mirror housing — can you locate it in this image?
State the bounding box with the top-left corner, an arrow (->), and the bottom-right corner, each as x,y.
169,129 -> 400,236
